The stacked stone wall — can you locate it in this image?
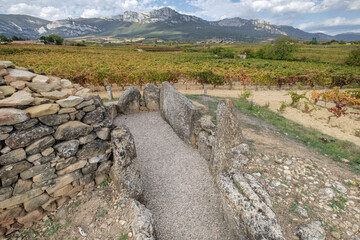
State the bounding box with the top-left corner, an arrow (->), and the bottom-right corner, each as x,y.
0,61 -> 113,235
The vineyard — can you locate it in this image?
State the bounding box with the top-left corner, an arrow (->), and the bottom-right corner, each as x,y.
0,43 -> 359,88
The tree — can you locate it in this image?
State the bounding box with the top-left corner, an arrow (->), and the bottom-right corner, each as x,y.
339,40 -> 346,45
39,35 -> 64,45
256,36 -> 298,60
310,37 -> 318,45
0,35 -> 11,42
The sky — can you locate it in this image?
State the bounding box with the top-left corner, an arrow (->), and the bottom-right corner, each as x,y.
1,0 -> 360,35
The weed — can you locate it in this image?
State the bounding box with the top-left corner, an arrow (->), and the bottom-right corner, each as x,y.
118,235 -> 128,240
264,102 -> 270,108
289,201 -> 298,213
74,200 -> 81,208
96,207 -> 108,218
278,101 -> 287,113
100,179 -> 110,187
239,90 -> 252,100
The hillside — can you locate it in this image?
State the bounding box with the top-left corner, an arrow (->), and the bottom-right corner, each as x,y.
0,8 -> 359,42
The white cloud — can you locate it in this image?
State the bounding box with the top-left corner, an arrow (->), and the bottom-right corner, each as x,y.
81,9 -> 100,18
298,17 -> 360,30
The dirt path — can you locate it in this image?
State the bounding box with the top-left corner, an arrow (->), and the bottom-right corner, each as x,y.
115,112 -> 232,240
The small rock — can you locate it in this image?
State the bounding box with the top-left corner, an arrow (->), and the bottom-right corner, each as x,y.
295,221 -> 326,240
32,75 -> 49,84
332,181 -> 347,193
331,231 -> 341,239
275,158 -> 283,164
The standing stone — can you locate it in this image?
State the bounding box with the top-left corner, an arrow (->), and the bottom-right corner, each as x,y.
104,102 -> 117,120
6,125 -> 54,149
0,108 -> 29,126
160,82 -> 200,145
25,104 -> 60,118
111,126 -> 136,167
143,84 -> 160,110
54,140 -> 80,158
0,91 -> 34,107
25,135 -> 55,155
54,121 -> 92,140
117,87 -> 141,114
211,99 -> 244,175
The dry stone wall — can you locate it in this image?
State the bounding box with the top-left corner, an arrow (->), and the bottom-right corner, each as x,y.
0,61 -> 114,235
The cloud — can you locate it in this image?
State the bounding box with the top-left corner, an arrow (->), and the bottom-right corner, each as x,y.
298,17 -> 360,30
81,9 -> 100,18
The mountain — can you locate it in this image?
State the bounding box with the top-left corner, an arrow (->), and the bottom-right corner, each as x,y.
0,7 -> 359,42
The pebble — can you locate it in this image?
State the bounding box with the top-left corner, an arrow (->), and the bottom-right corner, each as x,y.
331,231 -> 341,239
275,158 -> 283,164
120,220 -> 126,226
128,232 -> 133,238
332,181 -> 347,193
272,180 -> 281,187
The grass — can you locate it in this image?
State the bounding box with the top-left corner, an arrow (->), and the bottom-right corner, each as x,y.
188,94 -> 360,173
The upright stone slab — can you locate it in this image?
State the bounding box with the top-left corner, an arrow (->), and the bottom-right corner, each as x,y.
210,99 -> 244,175
160,82 -> 200,145
143,83 -> 160,111
117,87 -> 141,114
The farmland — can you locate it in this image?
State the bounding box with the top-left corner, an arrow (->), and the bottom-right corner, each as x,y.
0,43 -> 359,88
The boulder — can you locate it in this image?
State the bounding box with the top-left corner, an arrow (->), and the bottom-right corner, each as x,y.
211,99 -> 244,175
117,87 -> 141,114
54,140 -> 80,158
0,108 -> 29,126
0,91 -> 34,107
0,148 -> 26,165
0,86 -> 15,97
4,69 -> 36,82
143,84 -> 160,111
77,139 -> 110,159
25,103 -> 60,118
14,118 -> 39,131
25,135 -> 56,155
295,221 -> 326,240
130,200 -> 156,240
38,114 -> 69,126
54,121 -> 92,140
5,125 -> 54,149
160,82 -> 200,145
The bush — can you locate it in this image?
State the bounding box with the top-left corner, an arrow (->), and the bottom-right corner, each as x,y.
39,35 -> 64,45
256,36 -> 298,60
345,48 -> 360,66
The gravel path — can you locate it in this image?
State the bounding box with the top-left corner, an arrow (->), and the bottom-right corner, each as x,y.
116,112 -> 232,240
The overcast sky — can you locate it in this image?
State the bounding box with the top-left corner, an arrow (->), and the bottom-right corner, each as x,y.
1,0 -> 360,35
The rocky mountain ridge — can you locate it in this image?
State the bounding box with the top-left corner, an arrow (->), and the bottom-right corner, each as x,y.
0,7 -> 359,42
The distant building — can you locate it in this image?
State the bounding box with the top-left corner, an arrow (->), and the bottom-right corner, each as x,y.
238,54 -> 247,59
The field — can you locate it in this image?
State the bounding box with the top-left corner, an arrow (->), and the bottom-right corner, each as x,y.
0,43 -> 359,88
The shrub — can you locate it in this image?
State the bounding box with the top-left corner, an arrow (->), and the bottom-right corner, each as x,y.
345,48 -> 360,66
256,36 -> 298,60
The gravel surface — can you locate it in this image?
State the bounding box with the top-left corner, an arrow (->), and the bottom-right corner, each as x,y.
116,112 -> 232,240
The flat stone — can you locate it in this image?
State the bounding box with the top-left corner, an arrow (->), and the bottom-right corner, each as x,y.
32,75 -> 49,84
60,79 -> 73,88
41,91 -> 69,100
56,96 -> 84,108
76,99 -> 94,109
33,97 -> 52,105
45,171 -> 82,194
0,188 -> 43,209
82,105 -> 96,112
0,61 -> 14,68
0,69 -> 8,76
21,165 -> 49,180
0,187 -> 13,201
14,118 -> 39,131
96,128 -> 110,140
25,135 -> 55,155
0,148 -> 26,165
0,91 -> 34,107
61,88 -> 76,96
53,184 -> 73,197
33,167 -> 56,182
10,81 -> 27,90
0,133 -> 9,141
117,87 -> 141,114
32,152 -> 55,165
0,161 -> 33,179
39,114 -> 69,126
0,125 -> 13,133
0,86 -> 15,97
24,193 -> 49,212
26,82 -> 56,93
332,181 -> 347,193
57,160 -> 87,176
55,157 -> 77,171
4,69 -> 36,82
27,153 -> 42,162
58,107 -> 76,114
5,124 -> 54,149
41,147 -> 54,156
25,103 -> 60,118
77,139 -> 110,159
75,88 -> 91,96
75,110 -> 85,120
82,109 -> 104,125
54,140 -> 80,158
0,108 -> 29,126
13,179 -> 32,195
79,133 -> 97,145
54,121 -> 92,140
16,209 -> 44,228
2,175 -> 18,187
82,163 -> 98,174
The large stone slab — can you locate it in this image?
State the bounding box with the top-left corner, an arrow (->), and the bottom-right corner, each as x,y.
0,91 -> 34,107
5,124 -> 54,149
25,104 -> 60,118
4,69 -> 36,82
54,121 -> 92,140
210,99 -> 244,175
0,108 -> 29,126
117,87 -> 141,114
143,83 -> 160,110
160,82 -> 200,145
